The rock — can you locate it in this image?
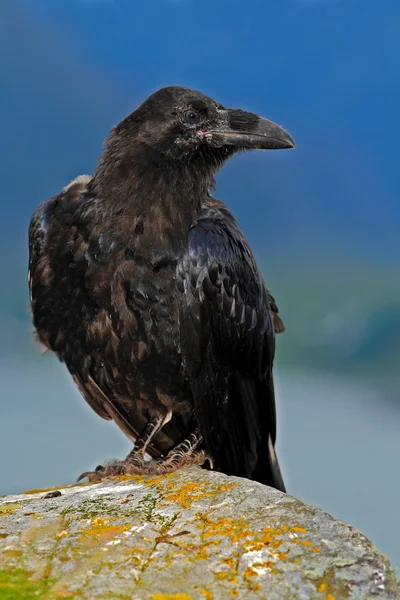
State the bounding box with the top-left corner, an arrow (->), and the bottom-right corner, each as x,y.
0,466 -> 398,599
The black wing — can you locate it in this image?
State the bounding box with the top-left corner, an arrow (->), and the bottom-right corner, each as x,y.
28,177 -> 113,423
178,207 -> 285,491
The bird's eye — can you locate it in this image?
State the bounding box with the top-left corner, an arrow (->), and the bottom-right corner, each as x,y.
183,108 -> 201,125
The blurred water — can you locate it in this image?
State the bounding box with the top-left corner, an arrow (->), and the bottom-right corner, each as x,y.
276,370 -> 400,573
0,356 -> 399,571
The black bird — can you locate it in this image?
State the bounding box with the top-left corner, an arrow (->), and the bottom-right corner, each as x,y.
28,86 -> 294,491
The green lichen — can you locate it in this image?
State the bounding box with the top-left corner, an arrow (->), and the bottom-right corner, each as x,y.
0,568 -> 72,600
135,494 -> 159,523
61,497 -> 120,520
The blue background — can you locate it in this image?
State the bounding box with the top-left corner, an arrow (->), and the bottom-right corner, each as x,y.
1,0 -> 399,571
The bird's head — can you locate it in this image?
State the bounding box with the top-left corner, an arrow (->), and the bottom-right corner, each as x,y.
114,86 -> 295,169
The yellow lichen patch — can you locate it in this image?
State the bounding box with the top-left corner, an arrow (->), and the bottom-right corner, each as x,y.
176,538 -> 220,562
160,480 -> 238,510
311,566 -> 350,599
198,588 -> 214,599
58,556 -> 71,563
56,530 -> 69,539
54,586 -> 73,597
0,503 -> 23,516
2,550 -> 23,558
22,482 -> 96,495
199,515 -> 251,545
90,517 -> 109,527
144,473 -> 175,488
22,485 -> 64,495
162,482 -> 210,509
218,485 -> 238,492
151,594 -> 194,600
221,557 -> 236,568
244,567 -> 257,579
292,526 -> 307,533
79,522 -> 130,547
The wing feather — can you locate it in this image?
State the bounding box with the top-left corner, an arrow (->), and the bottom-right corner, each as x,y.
178,207 -> 285,490
28,178 -> 113,424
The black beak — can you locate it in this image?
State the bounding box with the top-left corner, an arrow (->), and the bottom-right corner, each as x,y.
208,109 -> 295,150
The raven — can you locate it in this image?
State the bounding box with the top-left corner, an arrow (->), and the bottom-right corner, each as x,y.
28,86 -> 294,491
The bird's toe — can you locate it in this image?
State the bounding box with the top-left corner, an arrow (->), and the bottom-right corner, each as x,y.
76,469 -> 103,483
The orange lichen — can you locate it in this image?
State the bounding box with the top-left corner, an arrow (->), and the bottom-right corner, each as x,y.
221,558 -> 236,568
160,481 -> 238,510
199,588 -> 214,599
90,516 -> 109,527
78,517 -> 130,547
22,482 -> 94,495
2,550 -> 23,558
312,547 -> 320,553
198,515 -> 251,545
311,567 -> 350,599
181,538 -> 221,562
151,594 -> 193,600
0,504 -> 23,516
244,568 -> 257,579
22,485 -> 65,495
215,571 -> 230,580
144,473 -> 174,487
57,530 -> 69,539
292,526 -> 307,533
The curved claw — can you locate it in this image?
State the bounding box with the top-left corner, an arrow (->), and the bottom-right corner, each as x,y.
203,452 -> 214,470
76,469 -> 103,483
76,471 -> 91,483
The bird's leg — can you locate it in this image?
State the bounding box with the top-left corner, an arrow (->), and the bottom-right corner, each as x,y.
77,428 -> 213,482
125,410 -> 172,462
77,410 -> 171,483
153,428 -> 209,470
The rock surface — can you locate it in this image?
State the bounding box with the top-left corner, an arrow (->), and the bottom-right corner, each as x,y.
0,466 -> 398,599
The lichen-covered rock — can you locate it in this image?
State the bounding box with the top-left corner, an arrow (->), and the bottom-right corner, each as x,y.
0,467 -> 398,599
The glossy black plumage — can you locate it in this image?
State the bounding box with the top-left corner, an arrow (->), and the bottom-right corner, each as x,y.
28,86 -> 294,490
